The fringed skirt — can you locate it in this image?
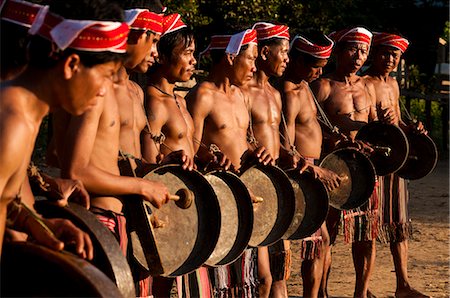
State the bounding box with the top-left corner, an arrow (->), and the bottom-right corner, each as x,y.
209,248 -> 259,297
377,173 -> 412,243
339,178 -> 381,243
268,240 -> 292,281
299,228 -> 323,260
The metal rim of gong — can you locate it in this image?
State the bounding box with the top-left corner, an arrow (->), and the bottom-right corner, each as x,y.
356,121 -> 409,176
1,241 -> 123,298
397,132 -> 439,180
132,164 -> 221,277
204,170 -> 254,266
34,200 -> 135,298
284,169 -> 330,240
319,148 -> 377,210
239,164 -> 296,247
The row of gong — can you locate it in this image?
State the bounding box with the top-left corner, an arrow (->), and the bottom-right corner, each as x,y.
127,121 -> 438,278
1,121 -> 437,298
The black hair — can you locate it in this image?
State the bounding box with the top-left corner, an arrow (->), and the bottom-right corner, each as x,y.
158,27 -> 195,61
0,20 -> 30,78
115,0 -> 164,13
28,0 -> 125,69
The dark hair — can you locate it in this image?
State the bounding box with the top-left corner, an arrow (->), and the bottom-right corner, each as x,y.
158,27 -> 195,60
0,20 -> 30,78
115,0 -> 164,13
28,0 -> 125,69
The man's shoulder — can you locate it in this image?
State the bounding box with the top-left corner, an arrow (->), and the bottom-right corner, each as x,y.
187,81 -> 218,102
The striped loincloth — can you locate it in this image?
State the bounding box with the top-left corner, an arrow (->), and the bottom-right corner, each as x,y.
176,267 -> 212,298
339,178 -> 381,243
268,240 -> 292,281
91,206 -> 153,298
376,173 -> 412,243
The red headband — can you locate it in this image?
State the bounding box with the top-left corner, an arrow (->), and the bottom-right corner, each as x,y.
162,13 -> 186,36
290,34 -> 334,59
329,27 -> 372,46
226,29 -> 257,55
372,32 -> 409,52
253,22 -> 289,41
29,8 -> 129,53
124,9 -> 163,35
0,0 -> 42,28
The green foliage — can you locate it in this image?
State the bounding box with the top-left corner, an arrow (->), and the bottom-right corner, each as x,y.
443,20 -> 449,43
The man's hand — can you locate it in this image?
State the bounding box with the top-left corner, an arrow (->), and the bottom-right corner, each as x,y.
45,177 -> 90,209
28,217 -> 94,260
408,120 -> 427,135
252,146 -> 275,166
159,150 -> 195,171
378,106 -> 398,125
204,150 -> 233,171
309,165 -> 343,191
138,179 -> 170,209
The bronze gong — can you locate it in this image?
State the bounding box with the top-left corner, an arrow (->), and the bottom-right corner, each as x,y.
35,200 -> 135,298
356,121 -> 409,176
204,170 -> 253,266
284,170 -> 329,240
126,164 -> 221,277
239,164 -> 296,247
320,148 -> 376,210
397,132 -> 438,180
1,242 -> 123,297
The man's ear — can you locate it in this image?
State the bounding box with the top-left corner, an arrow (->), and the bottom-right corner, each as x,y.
226,53 -> 235,66
260,46 -> 270,61
63,53 -> 81,80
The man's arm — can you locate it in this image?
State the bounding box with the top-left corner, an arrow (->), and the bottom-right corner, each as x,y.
57,95 -> 166,205
186,86 -> 213,156
142,94 -> 169,163
282,90 -> 301,149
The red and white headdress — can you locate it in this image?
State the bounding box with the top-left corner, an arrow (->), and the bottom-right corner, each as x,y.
0,0 -> 43,28
162,13 -> 186,36
226,29 -> 257,55
124,8 -> 163,35
252,22 -> 289,41
329,27 -> 372,47
290,34 -> 334,59
29,7 -> 129,53
372,32 -> 409,52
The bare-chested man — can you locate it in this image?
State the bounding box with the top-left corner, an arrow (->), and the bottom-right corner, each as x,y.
242,22 -> 290,298
188,29 -> 274,297
364,32 -> 429,298
311,27 -> 378,298
281,32 -> 344,298
0,0 -> 131,258
52,4 -> 170,297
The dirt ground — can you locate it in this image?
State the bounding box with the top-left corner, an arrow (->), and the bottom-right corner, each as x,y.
287,159 -> 450,298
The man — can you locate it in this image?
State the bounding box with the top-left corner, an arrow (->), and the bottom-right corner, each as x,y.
281,32 -> 341,298
364,32 -> 429,298
0,0 -> 131,257
243,22 -> 290,298
143,13 -> 197,169
1,0 -> 90,210
188,28 -> 274,297
52,3 -> 170,297
311,27 -> 379,298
